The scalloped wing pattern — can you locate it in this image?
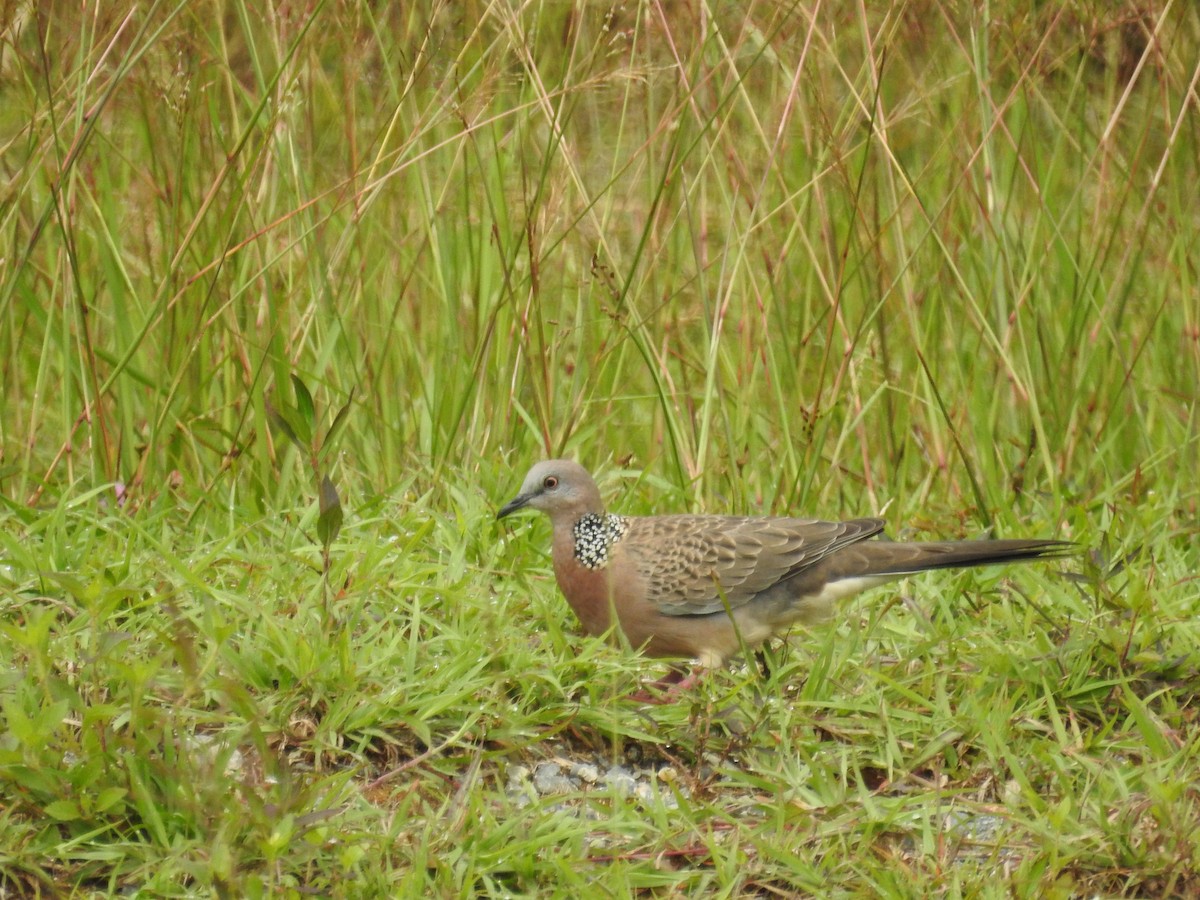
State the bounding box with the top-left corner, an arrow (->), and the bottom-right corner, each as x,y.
623,515 -> 886,617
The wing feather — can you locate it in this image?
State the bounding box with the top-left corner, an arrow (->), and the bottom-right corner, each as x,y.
623,515 -> 885,616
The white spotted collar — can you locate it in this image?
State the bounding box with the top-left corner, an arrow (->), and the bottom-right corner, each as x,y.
571,513 -> 629,570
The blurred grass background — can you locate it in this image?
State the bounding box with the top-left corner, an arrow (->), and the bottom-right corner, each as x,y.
1,1 -> 1198,895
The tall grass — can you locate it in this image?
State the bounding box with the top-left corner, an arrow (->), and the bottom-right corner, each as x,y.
1,1 -> 1198,895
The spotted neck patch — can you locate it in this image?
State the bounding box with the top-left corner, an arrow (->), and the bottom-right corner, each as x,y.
571,513 -> 629,570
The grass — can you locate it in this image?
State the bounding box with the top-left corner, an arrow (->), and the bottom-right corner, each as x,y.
2,0 -> 1199,895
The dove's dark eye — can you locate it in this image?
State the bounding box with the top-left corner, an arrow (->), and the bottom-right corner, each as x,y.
543,476 -> 559,489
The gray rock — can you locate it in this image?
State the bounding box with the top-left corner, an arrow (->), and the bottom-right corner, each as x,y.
604,766 -> 638,796
570,762 -> 600,784
635,780 -> 680,809
533,761 -> 576,795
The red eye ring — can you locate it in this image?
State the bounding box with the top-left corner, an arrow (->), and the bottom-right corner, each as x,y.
543,476 -> 558,489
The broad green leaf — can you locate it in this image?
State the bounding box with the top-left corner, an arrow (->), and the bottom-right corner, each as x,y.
44,799 -> 83,821
291,375 -> 316,442
319,389 -> 355,462
317,475 -> 343,548
265,400 -> 304,451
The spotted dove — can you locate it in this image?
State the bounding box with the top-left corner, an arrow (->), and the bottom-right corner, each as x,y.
497,459 -> 1070,678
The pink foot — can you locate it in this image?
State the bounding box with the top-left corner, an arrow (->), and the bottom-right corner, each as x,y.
627,666 -> 706,704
